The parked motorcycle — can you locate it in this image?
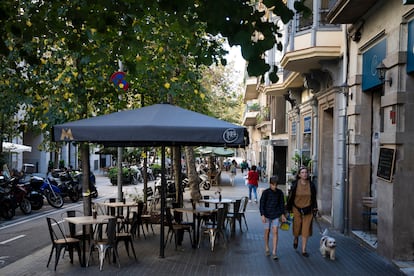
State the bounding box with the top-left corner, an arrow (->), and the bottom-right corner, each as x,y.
181,173 -> 210,190
41,177 -> 64,208
22,176 -> 44,210
72,171 -> 98,198
20,174 -> 65,209
0,176 -> 16,219
49,170 -> 81,202
9,177 -> 32,214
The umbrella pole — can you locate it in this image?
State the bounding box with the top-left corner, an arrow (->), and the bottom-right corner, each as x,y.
117,147 -> 123,201
159,146 -> 166,258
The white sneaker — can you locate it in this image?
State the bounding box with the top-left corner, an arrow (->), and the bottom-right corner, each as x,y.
254,199 -> 257,203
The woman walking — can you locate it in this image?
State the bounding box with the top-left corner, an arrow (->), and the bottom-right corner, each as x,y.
247,165 -> 259,203
229,159 -> 237,186
286,166 -> 318,257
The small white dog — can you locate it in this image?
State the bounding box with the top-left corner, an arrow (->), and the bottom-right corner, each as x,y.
320,229 -> 336,260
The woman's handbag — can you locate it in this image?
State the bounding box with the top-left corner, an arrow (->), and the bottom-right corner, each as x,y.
296,205 -> 312,215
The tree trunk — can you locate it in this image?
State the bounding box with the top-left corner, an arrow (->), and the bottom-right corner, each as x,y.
185,146 -> 201,203
173,146 -> 182,206
80,143 -> 91,215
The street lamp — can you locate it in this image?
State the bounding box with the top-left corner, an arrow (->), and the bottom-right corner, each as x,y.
376,62 -> 392,86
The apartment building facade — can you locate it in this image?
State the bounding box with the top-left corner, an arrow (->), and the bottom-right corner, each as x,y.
243,0 -> 414,261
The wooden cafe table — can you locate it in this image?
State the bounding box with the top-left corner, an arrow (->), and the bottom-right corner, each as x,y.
172,207 -> 217,248
64,215 -> 115,267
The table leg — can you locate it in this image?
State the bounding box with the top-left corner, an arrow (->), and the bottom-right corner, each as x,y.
193,213 -> 198,248
81,225 -> 86,267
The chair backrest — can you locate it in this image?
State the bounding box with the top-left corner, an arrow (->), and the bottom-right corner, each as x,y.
216,207 -> 227,230
105,218 -> 117,245
232,199 -> 241,214
128,211 -> 139,234
240,196 -> 248,213
165,207 -> 174,228
105,198 -> 116,216
145,187 -> 154,198
46,217 -> 66,243
65,210 -> 82,237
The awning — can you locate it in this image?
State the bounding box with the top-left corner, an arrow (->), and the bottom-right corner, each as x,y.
2,142 -> 32,153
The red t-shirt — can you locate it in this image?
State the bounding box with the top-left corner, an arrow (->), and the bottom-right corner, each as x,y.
247,170 -> 259,186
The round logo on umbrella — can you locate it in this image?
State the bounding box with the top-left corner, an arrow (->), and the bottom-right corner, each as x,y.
110,71 -> 129,91
223,128 -> 239,143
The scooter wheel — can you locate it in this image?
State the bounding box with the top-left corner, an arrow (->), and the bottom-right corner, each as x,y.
20,198 -> 32,214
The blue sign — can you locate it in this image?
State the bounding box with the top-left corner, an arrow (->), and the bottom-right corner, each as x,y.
304,116 -> 311,133
408,20 -> 414,73
362,39 -> 386,91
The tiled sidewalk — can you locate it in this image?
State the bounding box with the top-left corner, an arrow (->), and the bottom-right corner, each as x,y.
0,172 -> 409,276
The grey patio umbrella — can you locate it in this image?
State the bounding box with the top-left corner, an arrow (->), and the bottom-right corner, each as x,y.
53,103 -> 248,147
52,103 -> 249,257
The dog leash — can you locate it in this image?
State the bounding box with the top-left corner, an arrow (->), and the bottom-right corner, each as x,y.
313,211 -> 324,234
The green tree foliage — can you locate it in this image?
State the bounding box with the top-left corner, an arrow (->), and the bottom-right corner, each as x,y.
0,0 -> 307,145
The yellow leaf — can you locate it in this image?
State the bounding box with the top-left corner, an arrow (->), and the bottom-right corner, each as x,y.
40,58 -> 46,65
200,93 -> 205,100
158,47 -> 164,53
171,77 -> 178,82
72,71 -> 78,78
40,123 -> 48,130
136,55 -> 142,62
26,20 -> 32,27
164,82 -> 170,89
194,89 -> 198,94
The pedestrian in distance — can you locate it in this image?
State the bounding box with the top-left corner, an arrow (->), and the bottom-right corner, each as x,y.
229,159 -> 237,186
240,160 -> 248,174
247,165 -> 259,203
286,166 -> 318,257
260,176 -> 286,260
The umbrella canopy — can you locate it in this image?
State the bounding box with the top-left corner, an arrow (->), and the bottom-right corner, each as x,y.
52,103 -> 249,258
2,142 -> 32,153
53,103 -> 248,147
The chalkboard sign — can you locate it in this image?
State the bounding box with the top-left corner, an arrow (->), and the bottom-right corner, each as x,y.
377,147 -> 395,182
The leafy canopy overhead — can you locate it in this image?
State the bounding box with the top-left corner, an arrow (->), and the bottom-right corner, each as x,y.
0,0 -> 306,149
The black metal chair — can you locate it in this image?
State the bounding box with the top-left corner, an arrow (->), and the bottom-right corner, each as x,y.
46,217 -> 82,271
225,199 -> 242,234
165,207 -> 193,249
116,212 -> 138,260
238,196 -> 249,231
